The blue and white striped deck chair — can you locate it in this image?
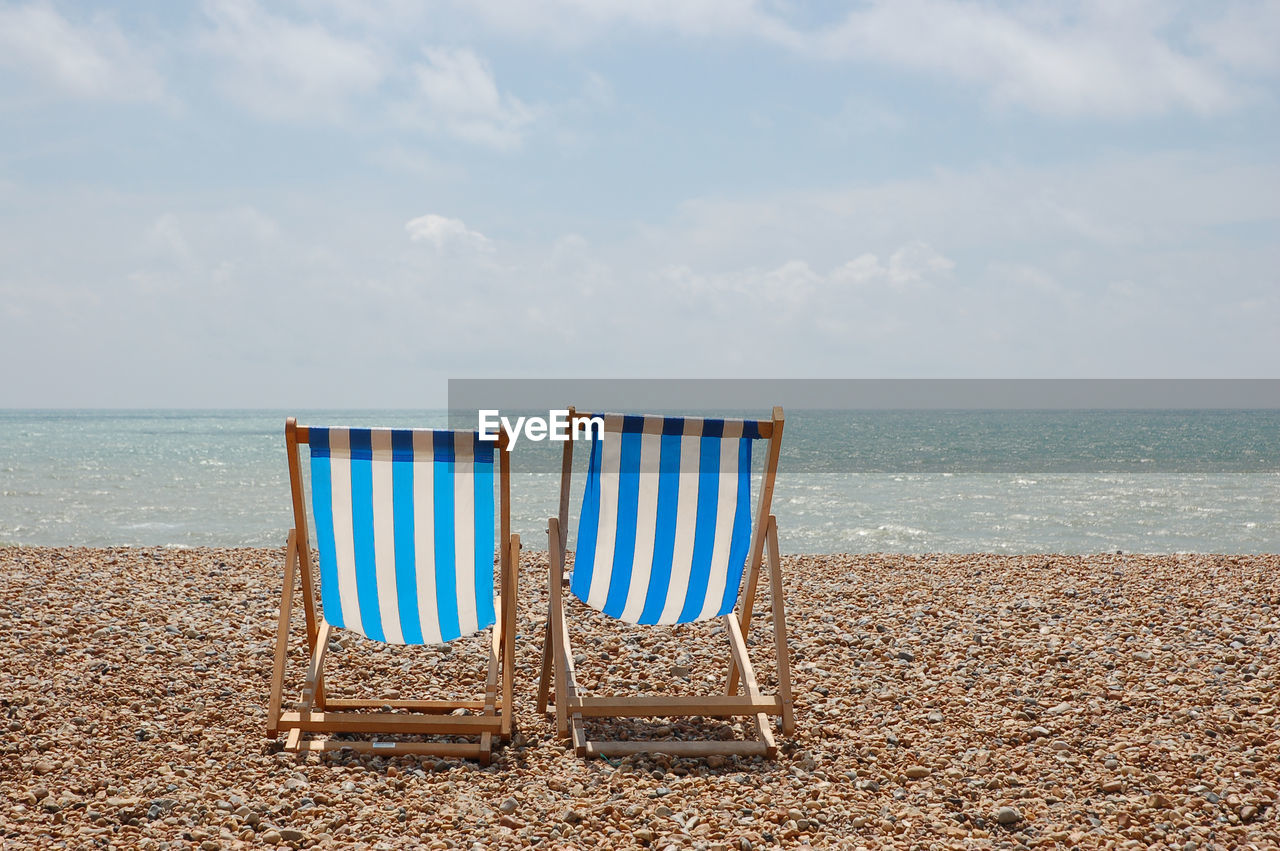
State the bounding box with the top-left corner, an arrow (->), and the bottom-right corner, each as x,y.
268,419 -> 519,763
537,407 -> 794,758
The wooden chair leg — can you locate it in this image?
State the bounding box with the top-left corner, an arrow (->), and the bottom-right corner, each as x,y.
267,531 -> 298,738
765,515 -> 795,735
548,518 -> 570,738
536,616 -> 553,714
502,535 -> 519,738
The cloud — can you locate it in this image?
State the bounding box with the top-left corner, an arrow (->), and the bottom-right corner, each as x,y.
446,0 -> 798,47
199,0 -> 384,121
1193,0 -> 1280,75
436,1 -> 1265,119
405,47 -> 535,149
660,243 -> 954,318
814,1 -> 1242,117
832,242 -> 955,291
405,214 -> 493,253
0,2 -> 166,102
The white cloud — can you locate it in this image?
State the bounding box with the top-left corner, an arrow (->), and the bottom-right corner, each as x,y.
833,242 -> 955,291
0,2 -> 166,102
405,214 -> 492,253
145,214 -> 193,265
814,1 -> 1241,117
447,0 -> 798,47
405,47 -> 535,149
199,0 -> 384,121
661,243 -> 954,318
1194,0 -> 1280,75
435,1 -> 1266,119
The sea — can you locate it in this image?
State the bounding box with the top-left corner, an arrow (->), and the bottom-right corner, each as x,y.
1,409 -> 1277,554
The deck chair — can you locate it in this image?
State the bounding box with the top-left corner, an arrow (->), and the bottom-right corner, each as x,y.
267,419 -> 519,763
537,407 -> 793,758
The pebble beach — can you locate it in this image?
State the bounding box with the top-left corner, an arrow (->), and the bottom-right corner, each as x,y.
1,547 -> 1277,849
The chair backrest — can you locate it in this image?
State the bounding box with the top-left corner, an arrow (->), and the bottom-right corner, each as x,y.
569,413 -> 777,626
293,426 -> 506,645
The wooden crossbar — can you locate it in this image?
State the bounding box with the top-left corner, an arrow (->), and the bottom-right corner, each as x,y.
294,739 -> 488,757
566,695 -> 783,717
322,698 -> 496,712
567,410 -> 775,439
583,740 -> 772,758
278,711 -> 501,735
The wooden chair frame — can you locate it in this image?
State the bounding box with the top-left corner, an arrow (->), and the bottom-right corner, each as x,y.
537,406 -> 794,758
267,418 -> 519,764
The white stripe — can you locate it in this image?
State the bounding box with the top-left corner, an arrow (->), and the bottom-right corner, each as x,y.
328,429 -> 364,635
587,414 -> 624,610
659,420 -> 704,625
698,421 -> 743,620
412,430 -> 441,645
453,437 -> 478,637
369,430 -> 404,644
620,423 -> 663,623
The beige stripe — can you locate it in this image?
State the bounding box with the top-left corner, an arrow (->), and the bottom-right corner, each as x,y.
697,420 -> 743,620
619,424 -> 663,623
453,437 -> 478,637
411,431 -> 441,644
369,430 -> 403,644
659,419 -> 704,625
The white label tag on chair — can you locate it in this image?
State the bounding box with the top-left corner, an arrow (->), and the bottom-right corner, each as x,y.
372,740 -> 396,749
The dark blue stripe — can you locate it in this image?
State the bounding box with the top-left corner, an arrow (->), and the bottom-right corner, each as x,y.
391,430 -> 421,644
432,432 -> 460,642
472,435 -> 496,631
720,437 -> 754,616
678,429 -> 721,623
742,421 -> 762,440
348,429 -> 384,642
308,429 -> 345,630
602,428 -> 642,618
661,417 -> 685,436
571,437 -> 602,602
638,432 -> 682,625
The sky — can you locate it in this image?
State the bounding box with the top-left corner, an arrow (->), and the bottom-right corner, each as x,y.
1,0 -> 1278,407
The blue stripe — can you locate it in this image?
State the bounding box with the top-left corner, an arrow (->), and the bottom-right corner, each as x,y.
602,427 -> 642,618
638,431 -> 682,625
720,436 -> 754,615
391,430 -> 421,644
678,426 -> 722,623
432,432 -> 461,642
571,437 -> 602,601
472,435 -> 496,631
661,417 -> 685,437
308,428 -> 345,630
348,429 -> 384,642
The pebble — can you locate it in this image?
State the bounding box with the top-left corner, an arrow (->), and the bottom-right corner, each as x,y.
904,766 -> 932,779
994,806 -> 1021,825
2,546 -> 1276,849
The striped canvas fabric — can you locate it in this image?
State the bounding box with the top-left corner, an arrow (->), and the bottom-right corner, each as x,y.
308,428 -> 496,645
571,414 -> 763,626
